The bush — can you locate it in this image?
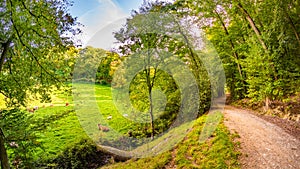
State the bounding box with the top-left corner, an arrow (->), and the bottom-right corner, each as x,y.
44,139 -> 111,169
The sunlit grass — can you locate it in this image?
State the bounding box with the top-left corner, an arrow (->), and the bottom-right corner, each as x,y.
32,106 -> 88,160
2,83 -> 240,168
101,115 -> 241,169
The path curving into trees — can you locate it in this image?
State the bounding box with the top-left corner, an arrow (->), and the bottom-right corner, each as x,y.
223,106 -> 300,169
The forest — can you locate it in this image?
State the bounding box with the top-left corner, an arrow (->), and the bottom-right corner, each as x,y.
0,0 -> 299,168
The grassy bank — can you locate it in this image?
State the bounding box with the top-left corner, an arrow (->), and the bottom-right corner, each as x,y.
101,115 -> 241,169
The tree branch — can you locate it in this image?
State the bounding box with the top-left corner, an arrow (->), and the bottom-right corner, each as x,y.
10,14 -> 60,84
236,2 -> 268,51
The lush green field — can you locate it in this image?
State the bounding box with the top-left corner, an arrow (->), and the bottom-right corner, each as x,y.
3,83 -> 139,163
28,83 -> 127,159
33,106 -> 88,160
2,83 -> 240,168
0,84 -> 107,164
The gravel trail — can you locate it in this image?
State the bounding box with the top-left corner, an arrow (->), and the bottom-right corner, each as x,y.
223,106 -> 300,169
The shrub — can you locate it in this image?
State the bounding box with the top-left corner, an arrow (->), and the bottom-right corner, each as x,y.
44,139 -> 111,169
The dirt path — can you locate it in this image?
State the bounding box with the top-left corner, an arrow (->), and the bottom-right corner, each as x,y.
223,106 -> 300,169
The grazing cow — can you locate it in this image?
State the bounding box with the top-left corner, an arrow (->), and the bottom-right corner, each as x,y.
97,124 -> 109,132
107,115 -> 112,120
66,102 -> 69,106
27,108 -> 34,113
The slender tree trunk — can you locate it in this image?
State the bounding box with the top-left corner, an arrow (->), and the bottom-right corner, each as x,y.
0,39 -> 11,73
236,2 -> 268,51
284,9 -> 300,47
214,11 -> 243,78
265,97 -> 270,110
214,10 -> 247,96
145,44 -> 155,140
149,87 -> 154,140
0,128 -> 10,169
145,68 -> 154,140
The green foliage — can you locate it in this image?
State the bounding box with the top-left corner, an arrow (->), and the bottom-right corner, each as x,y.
73,47 -> 107,82
114,1 -> 213,121
0,0 -> 79,106
96,52 -> 122,84
174,0 -> 300,104
0,1 -> 79,166
45,139 -> 102,169
0,105 -> 90,168
128,69 -> 180,137
73,46 -> 122,85
0,109 -> 39,168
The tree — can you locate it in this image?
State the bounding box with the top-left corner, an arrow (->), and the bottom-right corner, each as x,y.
97,51 -> 121,84
73,46 -> 106,82
0,0 -> 79,168
113,1 -> 213,139
114,1 -> 180,140
174,0 -> 300,108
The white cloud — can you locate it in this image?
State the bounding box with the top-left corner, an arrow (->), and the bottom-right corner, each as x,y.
77,0 -> 127,49
77,0 -> 176,50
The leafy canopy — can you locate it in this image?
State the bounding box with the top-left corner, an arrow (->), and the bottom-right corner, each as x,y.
0,0 -> 80,106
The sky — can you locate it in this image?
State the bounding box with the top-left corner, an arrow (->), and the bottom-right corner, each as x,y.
69,0 -> 145,49
69,0 -> 173,49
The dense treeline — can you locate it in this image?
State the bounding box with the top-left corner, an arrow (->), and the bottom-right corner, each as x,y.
171,0 -> 300,108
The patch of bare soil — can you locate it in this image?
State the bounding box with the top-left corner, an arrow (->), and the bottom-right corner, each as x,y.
224,106 -> 300,169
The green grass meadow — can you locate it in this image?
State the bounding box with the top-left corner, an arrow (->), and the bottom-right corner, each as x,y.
1,83 -> 240,168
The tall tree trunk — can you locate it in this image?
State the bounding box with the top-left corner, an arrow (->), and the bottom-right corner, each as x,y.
149,88 -> 154,140
0,128 -> 10,169
145,68 -> 154,140
284,9 -> 300,47
145,45 -> 154,140
214,11 -> 243,78
236,2 -> 268,51
214,10 -> 247,96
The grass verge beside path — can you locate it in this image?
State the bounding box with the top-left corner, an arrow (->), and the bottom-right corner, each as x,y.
101,114 -> 241,169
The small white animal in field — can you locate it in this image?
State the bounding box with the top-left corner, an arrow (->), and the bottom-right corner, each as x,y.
33,106 -> 39,110
123,114 -> 128,117
97,124 -> 109,132
9,142 -> 19,148
107,115 -> 112,120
